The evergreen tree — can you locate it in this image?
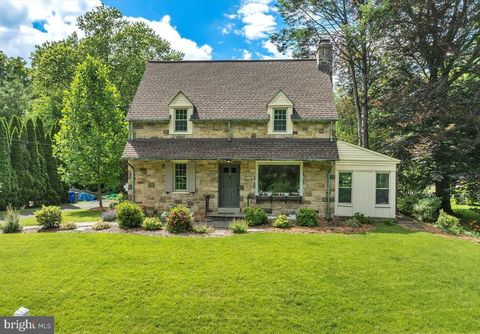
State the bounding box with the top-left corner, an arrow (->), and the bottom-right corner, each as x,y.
35,118 -> 58,204
9,117 -> 32,207
26,118 -> 47,206
0,118 -> 14,210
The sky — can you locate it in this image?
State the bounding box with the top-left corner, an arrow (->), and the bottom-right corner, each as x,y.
0,0 -> 292,63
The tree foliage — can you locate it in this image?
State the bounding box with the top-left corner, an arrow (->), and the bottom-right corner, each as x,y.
0,51 -> 31,119
55,56 -> 127,208
0,119 -> 14,209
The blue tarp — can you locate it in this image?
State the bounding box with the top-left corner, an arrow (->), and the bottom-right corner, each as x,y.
78,192 -> 96,201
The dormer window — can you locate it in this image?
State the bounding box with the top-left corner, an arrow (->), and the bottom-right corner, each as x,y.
267,91 -> 293,135
273,109 -> 287,132
174,109 -> 188,132
169,92 -> 193,135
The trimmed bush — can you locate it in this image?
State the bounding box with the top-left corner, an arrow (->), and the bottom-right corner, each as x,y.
192,223 -> 210,234
116,202 -> 144,229
229,219 -> 248,234
142,217 -> 162,230
1,206 -> 22,233
353,212 -> 372,224
384,219 -> 396,226
243,207 -> 268,226
345,218 -> 362,227
435,210 -> 463,235
272,214 -> 292,228
398,193 -> 423,216
34,205 -> 62,228
413,197 -> 441,223
60,222 -> 77,230
102,210 -> 116,222
92,221 -> 111,230
296,208 -> 317,227
165,206 -> 193,233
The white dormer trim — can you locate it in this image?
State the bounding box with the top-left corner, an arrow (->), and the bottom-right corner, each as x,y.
169,91 -> 194,135
267,91 -> 294,135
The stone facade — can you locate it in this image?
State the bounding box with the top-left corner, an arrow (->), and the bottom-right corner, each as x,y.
131,121 -> 333,140
129,159 -> 336,218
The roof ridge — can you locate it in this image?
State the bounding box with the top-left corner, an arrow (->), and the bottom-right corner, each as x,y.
148,59 -> 316,64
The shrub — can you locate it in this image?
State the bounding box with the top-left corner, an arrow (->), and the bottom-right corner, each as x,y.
435,210 -> 463,235
116,202 -> 144,229
345,218 -> 362,227
92,221 -> 111,230
164,206 -> 193,233
413,197 -> 441,223
1,206 -> 22,233
34,205 -> 62,228
352,212 -> 372,224
272,214 -> 292,228
243,207 -> 268,226
398,193 -> 423,216
102,210 -> 116,222
229,219 -> 248,234
142,217 -> 162,230
60,222 -> 77,230
383,219 -> 396,226
192,223 -> 210,234
296,208 -> 317,227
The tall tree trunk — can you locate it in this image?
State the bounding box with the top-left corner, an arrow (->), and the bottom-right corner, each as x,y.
97,184 -> 103,210
348,60 -> 363,146
359,40 -> 369,148
435,177 -> 453,214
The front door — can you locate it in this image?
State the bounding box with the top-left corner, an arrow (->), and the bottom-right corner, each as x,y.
219,164 -> 240,208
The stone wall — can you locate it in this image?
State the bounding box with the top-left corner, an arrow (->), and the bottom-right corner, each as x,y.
131,121 -> 333,139
129,159 -> 335,218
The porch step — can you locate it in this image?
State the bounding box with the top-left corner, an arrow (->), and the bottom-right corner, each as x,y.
206,212 -> 244,221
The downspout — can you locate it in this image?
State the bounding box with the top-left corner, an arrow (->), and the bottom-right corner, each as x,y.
329,121 -> 334,142
127,162 -> 135,202
227,121 -> 232,141
326,162 -> 333,220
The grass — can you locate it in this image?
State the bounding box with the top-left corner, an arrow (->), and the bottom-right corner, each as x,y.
0,208 -> 102,226
0,225 -> 479,333
452,199 -> 480,225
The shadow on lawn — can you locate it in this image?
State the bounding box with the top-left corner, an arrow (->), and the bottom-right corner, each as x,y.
371,223 -> 415,234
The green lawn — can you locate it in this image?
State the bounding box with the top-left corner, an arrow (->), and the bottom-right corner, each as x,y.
452,199 -> 480,225
0,209 -> 102,226
0,225 -> 478,333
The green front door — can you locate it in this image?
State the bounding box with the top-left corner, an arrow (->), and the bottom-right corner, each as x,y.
219,164 -> 240,208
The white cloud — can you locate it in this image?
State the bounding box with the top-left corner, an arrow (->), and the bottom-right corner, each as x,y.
242,49 -> 252,60
220,23 -> 235,35
0,0 -> 100,61
0,0 -> 212,62
224,13 -> 237,20
259,40 -> 291,59
237,0 -> 276,40
127,16 -> 212,60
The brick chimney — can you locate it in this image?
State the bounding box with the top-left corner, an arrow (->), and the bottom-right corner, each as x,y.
316,38 -> 333,75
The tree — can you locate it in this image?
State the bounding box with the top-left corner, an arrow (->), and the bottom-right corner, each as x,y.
31,5 -> 182,127
271,0 -> 385,148
0,51 -> 31,119
376,0 -> 480,212
9,117 -> 33,207
0,118 -> 14,209
55,56 -> 127,209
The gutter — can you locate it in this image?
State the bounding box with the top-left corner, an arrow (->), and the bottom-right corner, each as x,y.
127,161 -> 135,202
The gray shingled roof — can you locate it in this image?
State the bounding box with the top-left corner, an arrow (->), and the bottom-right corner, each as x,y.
126,59 -> 337,121
123,138 -> 338,161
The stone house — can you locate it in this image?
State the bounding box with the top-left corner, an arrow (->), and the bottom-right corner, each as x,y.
123,46 -> 399,219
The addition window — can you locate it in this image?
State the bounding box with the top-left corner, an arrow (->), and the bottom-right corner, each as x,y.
273,109 -> 287,132
257,163 -> 301,195
174,163 -> 187,191
338,172 -> 352,204
376,173 -> 390,204
174,109 -> 188,132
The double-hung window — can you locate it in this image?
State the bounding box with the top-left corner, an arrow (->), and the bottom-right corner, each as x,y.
338,172 -> 352,204
174,109 -> 188,132
257,163 -> 301,195
376,173 -> 390,204
174,163 -> 187,191
273,109 -> 287,132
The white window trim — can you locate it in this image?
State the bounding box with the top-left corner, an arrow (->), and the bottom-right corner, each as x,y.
375,172 -> 390,206
255,161 -> 303,195
173,161 -> 188,192
169,107 -> 193,135
337,170 -> 353,207
267,106 -> 293,135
